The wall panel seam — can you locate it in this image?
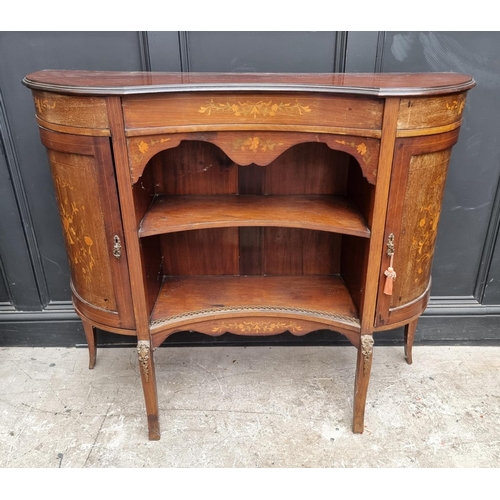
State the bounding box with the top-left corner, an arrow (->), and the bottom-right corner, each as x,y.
138,32 -> 152,72
0,252 -> 13,305
0,88 -> 50,307
473,165 -> 500,302
374,31 -> 386,73
178,31 -> 190,73
333,31 -> 348,73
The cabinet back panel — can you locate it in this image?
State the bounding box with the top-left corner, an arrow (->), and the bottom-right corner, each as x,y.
160,227 -> 341,276
160,228 -> 239,275
263,143 -> 350,195
150,141 -> 354,196
263,228 -> 341,275
238,164 -> 264,195
152,141 -> 238,195
239,227 -> 263,275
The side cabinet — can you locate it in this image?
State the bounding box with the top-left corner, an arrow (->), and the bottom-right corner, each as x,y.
376,130 -> 460,328
23,71 -> 475,440
39,129 -> 135,331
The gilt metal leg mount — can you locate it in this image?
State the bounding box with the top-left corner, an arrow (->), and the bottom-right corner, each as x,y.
137,340 -> 151,382
360,334 -> 374,375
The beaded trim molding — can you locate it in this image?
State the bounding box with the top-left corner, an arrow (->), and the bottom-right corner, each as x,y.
150,305 -> 360,330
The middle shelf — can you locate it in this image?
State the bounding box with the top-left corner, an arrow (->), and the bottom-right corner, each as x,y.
139,195 -> 371,238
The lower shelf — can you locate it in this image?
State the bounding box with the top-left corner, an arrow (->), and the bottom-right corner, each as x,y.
150,275 -> 360,337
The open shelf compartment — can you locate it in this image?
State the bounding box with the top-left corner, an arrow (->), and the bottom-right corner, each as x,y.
135,139 -> 375,338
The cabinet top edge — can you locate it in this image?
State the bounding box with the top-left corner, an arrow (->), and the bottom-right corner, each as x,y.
23,71 -> 475,97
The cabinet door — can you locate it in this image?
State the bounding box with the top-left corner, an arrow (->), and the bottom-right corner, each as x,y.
375,130 -> 460,328
40,129 -> 135,330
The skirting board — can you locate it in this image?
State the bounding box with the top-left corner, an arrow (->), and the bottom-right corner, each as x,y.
1,311 -> 499,347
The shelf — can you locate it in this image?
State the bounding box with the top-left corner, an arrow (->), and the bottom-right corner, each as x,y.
150,275 -> 360,333
139,195 -> 370,238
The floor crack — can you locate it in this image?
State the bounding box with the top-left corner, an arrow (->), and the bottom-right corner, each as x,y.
82,403 -> 111,467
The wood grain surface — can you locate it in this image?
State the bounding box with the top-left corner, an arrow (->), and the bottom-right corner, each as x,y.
139,195 -> 370,238
26,70 -> 474,439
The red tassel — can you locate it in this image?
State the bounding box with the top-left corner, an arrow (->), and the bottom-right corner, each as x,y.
383,254 -> 396,296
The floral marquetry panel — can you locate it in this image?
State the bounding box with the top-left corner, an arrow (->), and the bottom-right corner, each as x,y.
198,99 -> 313,118
121,92 -> 384,136
397,93 -> 467,135
391,148 -> 452,307
375,130 -> 461,329
47,149 -> 117,311
210,319 -> 305,335
32,90 -> 109,136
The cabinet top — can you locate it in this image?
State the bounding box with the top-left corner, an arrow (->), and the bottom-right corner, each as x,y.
23,70 -> 475,97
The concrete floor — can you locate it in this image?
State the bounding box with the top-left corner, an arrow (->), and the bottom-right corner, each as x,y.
0,344 -> 499,467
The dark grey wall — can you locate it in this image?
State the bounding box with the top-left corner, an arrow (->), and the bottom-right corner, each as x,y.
1,31 -> 499,346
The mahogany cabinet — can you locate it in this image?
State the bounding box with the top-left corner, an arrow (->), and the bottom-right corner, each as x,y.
23,71 -> 474,440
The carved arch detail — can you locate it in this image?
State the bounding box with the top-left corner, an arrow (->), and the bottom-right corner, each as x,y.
127,131 -> 379,185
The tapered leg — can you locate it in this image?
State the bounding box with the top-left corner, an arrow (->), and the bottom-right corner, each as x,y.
353,334 -> 374,433
82,320 -> 97,369
137,340 -> 160,440
404,319 -> 418,365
